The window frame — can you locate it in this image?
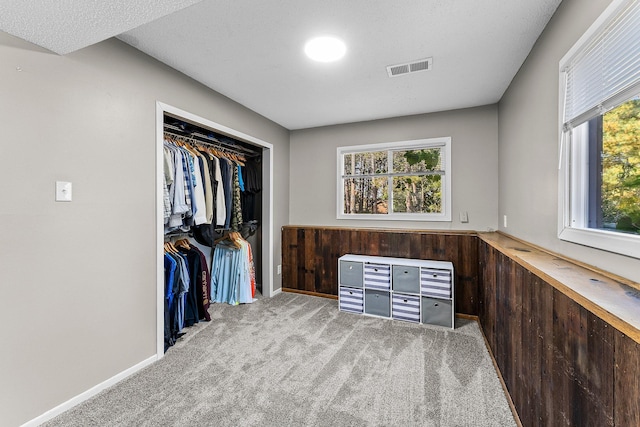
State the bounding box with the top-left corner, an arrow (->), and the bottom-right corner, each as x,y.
337,137 -> 452,221
557,0 -> 640,259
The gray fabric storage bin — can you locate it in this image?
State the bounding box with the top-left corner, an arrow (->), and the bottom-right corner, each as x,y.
421,297 -> 453,328
392,293 -> 420,323
339,260 -> 363,288
392,265 -> 420,294
364,289 -> 391,318
339,286 -> 364,314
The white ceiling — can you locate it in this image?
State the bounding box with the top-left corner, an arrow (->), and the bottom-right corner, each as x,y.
1,0 -> 562,130
0,0 -> 202,55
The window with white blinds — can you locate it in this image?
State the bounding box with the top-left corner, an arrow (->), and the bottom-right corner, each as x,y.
558,0 -> 640,259
561,0 -> 640,130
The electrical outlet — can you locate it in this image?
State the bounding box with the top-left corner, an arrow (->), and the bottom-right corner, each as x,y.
277,264 -> 281,275
503,215 -> 508,228
459,211 -> 469,223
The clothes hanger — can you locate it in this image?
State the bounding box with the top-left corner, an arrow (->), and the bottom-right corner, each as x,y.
231,231 -> 245,245
214,231 -> 242,248
228,153 -> 243,165
209,147 -> 223,158
187,141 -> 204,157
164,242 -> 179,254
175,239 -> 191,250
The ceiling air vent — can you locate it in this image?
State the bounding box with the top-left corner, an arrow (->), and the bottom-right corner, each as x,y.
386,57 -> 432,77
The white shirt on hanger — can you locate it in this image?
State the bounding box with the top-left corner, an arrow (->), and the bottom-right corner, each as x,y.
213,156 -> 226,227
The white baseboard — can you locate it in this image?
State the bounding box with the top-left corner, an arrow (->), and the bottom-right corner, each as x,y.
21,355 -> 158,427
272,288 -> 282,296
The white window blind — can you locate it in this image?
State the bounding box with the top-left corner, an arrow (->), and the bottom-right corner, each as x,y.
562,0 -> 640,129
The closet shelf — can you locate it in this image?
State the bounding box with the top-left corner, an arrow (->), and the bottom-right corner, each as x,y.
164,123 -> 259,157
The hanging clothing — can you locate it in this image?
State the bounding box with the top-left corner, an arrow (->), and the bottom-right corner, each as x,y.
197,152 -> 214,224
210,236 -> 255,305
163,240 -> 211,351
231,166 -> 243,232
180,146 -> 196,227
164,250 -> 188,349
181,248 -> 201,328
241,157 -> 262,221
238,165 -> 245,192
189,150 -> 208,226
219,157 -> 233,230
164,254 -> 178,350
165,143 -> 190,229
213,156 -> 226,228
247,241 -> 256,299
179,245 -> 212,323
164,132 -> 260,236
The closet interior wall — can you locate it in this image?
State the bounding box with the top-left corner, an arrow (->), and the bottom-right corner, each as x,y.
163,113 -> 264,290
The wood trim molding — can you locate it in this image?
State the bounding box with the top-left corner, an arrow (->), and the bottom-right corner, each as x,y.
455,313 -> 479,321
282,288 -> 339,300
282,225 -> 477,235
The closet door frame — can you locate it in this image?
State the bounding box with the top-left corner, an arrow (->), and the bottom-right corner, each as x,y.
155,102 -> 274,358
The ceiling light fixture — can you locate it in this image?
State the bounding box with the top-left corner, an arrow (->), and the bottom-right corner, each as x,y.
304,36 -> 346,62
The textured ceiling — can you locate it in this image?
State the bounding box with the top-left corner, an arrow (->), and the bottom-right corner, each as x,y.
1,0 -> 562,130
0,0 -> 202,55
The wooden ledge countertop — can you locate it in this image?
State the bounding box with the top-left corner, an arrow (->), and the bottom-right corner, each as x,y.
282,225 -> 477,235
479,232 -> 640,343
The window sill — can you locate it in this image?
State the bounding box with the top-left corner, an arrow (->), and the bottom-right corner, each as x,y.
337,213 -> 452,221
558,226 -> 640,260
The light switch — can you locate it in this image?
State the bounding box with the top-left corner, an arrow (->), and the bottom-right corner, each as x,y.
56,181 -> 72,202
459,211 -> 469,223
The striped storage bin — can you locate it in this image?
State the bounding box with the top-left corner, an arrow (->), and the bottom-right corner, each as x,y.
392,293 -> 420,323
420,268 -> 452,298
339,287 -> 364,314
364,263 -> 391,290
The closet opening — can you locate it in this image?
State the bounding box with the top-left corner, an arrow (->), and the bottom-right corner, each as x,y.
156,102 -> 274,358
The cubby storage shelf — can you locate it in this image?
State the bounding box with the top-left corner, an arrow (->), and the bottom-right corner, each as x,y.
338,254 -> 455,329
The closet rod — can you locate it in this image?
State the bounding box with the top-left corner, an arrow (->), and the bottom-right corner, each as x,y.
164,231 -> 191,240
164,124 -> 259,157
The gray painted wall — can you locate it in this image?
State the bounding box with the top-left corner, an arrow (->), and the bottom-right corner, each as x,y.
5,0 -> 640,424
289,105 -> 499,231
0,33 -> 289,426
498,0 -> 640,283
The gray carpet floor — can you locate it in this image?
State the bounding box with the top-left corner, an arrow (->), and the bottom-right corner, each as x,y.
43,293 -> 516,426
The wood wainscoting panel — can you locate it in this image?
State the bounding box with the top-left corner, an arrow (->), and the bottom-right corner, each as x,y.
478,239 -> 496,351
479,240 -> 617,427
282,226 -> 479,315
550,289 -> 614,426
614,330 -> 640,425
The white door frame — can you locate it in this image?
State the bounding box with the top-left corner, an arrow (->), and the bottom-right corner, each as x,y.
155,102 -> 274,358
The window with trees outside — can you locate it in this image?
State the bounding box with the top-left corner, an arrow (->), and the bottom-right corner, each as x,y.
558,0 -> 640,259
337,137 -> 451,221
